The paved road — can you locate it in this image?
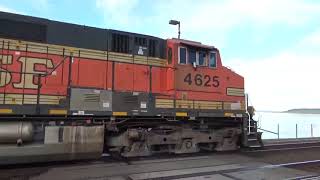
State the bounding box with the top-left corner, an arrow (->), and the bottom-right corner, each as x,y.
2,146 -> 320,180
14,153 -> 315,180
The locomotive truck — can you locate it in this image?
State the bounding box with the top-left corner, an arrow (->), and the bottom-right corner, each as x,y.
0,11 -> 260,164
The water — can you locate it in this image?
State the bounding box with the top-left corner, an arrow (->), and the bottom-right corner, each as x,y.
255,112 -> 320,139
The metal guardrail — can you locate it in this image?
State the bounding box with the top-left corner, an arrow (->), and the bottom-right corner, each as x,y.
259,128 -> 278,135
259,123 -> 316,139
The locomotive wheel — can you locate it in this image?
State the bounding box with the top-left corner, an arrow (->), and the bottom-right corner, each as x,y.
106,120 -> 242,157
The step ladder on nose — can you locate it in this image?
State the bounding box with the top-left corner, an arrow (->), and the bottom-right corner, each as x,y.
245,105 -> 264,148
247,120 -> 264,148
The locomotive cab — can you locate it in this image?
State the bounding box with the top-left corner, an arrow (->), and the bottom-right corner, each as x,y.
165,38 -> 245,118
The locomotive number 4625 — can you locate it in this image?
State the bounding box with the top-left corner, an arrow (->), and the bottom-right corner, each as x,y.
184,73 -> 220,87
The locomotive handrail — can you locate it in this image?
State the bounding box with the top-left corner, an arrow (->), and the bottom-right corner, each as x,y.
44,56 -> 68,77
258,128 -> 278,135
0,38 -> 168,67
0,55 -> 68,76
0,54 -> 68,113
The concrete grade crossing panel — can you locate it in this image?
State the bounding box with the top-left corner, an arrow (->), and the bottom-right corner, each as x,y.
28,154 -> 313,180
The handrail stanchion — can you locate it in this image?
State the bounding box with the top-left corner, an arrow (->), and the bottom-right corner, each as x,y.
296,124 -> 298,139
245,93 -> 250,135
277,123 -> 279,139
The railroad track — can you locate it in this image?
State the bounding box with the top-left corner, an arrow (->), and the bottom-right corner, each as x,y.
244,138 -> 320,152
123,159 -> 320,180
2,139 -> 320,180
2,153 -> 320,180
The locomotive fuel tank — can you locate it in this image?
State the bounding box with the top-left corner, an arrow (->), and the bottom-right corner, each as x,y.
0,122 -> 34,143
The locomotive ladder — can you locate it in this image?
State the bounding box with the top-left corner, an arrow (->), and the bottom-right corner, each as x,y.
245,94 -> 263,148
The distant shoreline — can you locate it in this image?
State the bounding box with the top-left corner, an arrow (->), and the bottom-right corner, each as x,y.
283,109 -> 320,114
257,109 -> 320,114
257,110 -> 281,113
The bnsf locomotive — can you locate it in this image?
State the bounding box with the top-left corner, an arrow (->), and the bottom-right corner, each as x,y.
0,11 -> 259,164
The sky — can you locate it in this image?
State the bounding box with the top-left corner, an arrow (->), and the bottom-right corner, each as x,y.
0,0 -> 320,111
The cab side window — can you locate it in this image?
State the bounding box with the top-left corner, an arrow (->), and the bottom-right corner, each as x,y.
188,48 -> 196,65
198,51 -> 206,66
209,52 -> 217,68
179,47 -> 187,64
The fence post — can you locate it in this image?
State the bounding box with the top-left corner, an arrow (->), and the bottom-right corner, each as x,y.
277,123 -> 279,139
296,124 -> 298,139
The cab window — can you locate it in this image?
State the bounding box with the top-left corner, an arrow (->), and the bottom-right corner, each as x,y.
209,52 -> 217,68
198,51 -> 206,66
179,47 -> 187,64
188,48 -> 196,65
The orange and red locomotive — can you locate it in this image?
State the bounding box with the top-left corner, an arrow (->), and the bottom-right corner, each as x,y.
0,11 -> 257,164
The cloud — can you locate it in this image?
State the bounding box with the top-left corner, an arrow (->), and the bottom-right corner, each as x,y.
300,29 -> 320,47
97,0 -> 320,28
95,0 -> 320,28
30,0 -> 50,12
227,50 -> 320,111
0,1 -> 50,15
155,0 -> 320,31
95,0 -> 320,47
36,0 -> 50,10
94,0 -> 320,111
0,5 -> 19,13
96,0 -> 139,28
